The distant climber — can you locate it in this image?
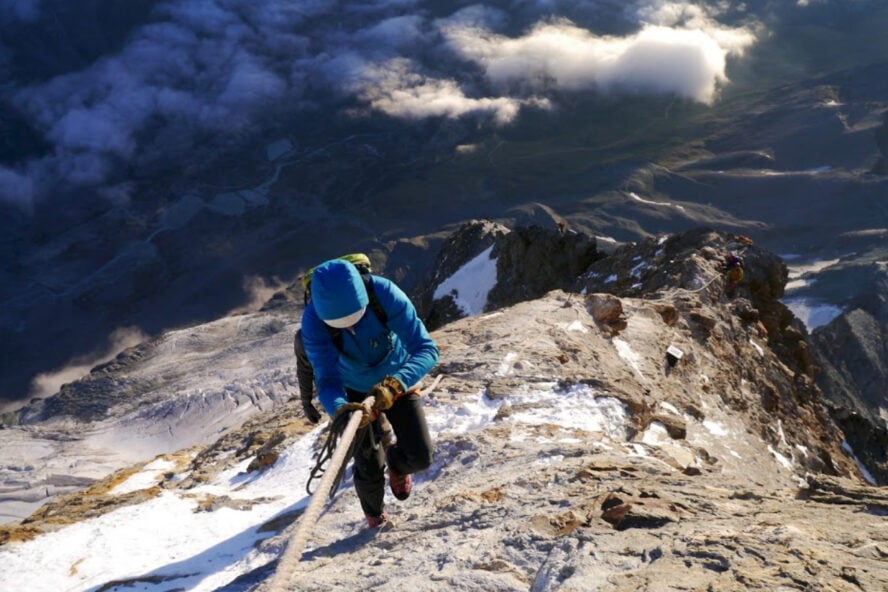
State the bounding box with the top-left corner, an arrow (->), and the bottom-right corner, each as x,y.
725,252 -> 744,296
299,258 -> 439,528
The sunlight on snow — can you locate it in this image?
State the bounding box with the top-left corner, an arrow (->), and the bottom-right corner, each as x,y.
783,298 -> 843,330
612,338 -> 647,381
1,384 -> 631,592
433,245 -> 497,316
109,458 -> 179,496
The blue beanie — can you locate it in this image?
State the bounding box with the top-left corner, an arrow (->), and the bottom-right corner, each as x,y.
311,259 -> 369,327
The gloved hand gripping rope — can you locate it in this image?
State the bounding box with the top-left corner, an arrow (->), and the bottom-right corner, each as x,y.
306,401 -> 373,499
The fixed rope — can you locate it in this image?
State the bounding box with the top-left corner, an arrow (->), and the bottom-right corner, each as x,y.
268,394 -> 374,592
268,374 -> 444,591
305,409 -> 358,499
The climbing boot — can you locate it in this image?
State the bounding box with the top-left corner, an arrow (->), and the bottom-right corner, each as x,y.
388,468 -> 412,501
366,511 -> 390,529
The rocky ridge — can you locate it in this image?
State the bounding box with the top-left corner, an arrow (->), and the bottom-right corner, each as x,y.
1,224 -> 885,591
811,276 -> 888,485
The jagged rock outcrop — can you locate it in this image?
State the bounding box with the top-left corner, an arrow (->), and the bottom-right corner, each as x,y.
415,219 -> 510,329
416,220 -> 601,330
811,270 -> 888,484
577,228 -> 852,478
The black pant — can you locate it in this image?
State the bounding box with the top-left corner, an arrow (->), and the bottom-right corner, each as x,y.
347,390 -> 433,518
293,329 -> 314,406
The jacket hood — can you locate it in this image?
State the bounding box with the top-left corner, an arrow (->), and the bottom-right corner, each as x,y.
311,259 -> 370,327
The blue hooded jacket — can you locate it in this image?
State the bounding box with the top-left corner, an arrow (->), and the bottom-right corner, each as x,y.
301,259 -> 439,415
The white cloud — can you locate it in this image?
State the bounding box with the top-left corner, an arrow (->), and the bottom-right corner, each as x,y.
635,0 -> 760,55
3,0 -> 760,206
441,18 -> 756,104
12,1 -> 306,195
29,326 -> 148,399
346,58 -> 547,124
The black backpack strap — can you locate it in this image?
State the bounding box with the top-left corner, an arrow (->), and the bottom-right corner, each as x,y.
362,272 -> 388,327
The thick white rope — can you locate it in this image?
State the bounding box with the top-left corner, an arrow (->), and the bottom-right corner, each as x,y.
267,374 -> 443,590
267,394 -> 374,592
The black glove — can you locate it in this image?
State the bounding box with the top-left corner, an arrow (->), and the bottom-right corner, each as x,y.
368,376 -> 404,411
334,401 -> 373,429
301,398 -> 322,424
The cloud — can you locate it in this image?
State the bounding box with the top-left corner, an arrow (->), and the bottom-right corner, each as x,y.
353,15 -> 426,48
335,57 -> 548,124
4,0 -> 761,207
28,326 -> 149,400
441,17 -> 756,104
12,0 -> 309,199
634,0 -> 760,54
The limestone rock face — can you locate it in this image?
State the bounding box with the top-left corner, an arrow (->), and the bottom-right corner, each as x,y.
415,219 -> 510,329
417,220 -> 601,330
812,301 -> 888,485
0,226 -> 882,592
487,225 -> 601,309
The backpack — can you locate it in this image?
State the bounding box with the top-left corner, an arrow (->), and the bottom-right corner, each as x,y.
301,253 -> 389,350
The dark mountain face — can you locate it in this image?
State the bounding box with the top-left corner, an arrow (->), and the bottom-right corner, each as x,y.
1,1 -> 887,403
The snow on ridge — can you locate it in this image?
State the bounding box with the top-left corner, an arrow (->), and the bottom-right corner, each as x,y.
613,337 -> 647,381
433,245 -> 497,316
502,384 -> 629,440
0,382 -> 633,592
783,297 -> 843,330
109,458 -> 178,496
627,191 -> 686,212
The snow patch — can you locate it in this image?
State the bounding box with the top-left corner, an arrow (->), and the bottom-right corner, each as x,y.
496,352 -> 519,376
504,385 -> 629,439
426,390 -> 502,437
658,401 -> 681,416
110,458 -> 179,496
749,339 -> 764,357
433,245 -> 497,316
783,298 -> 843,330
613,338 -> 646,381
641,422 -> 672,446
842,441 -> 877,485
703,419 -> 728,436
768,445 -> 794,471
559,320 -> 589,333
627,191 -> 686,212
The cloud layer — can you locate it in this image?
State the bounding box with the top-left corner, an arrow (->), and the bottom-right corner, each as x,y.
1,0 -> 762,208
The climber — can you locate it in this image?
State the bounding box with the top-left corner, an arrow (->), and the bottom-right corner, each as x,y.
300,258 -> 439,528
725,252 -> 744,296
294,253 -> 390,425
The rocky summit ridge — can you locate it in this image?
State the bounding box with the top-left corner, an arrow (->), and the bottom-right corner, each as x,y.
2,224 -> 887,591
